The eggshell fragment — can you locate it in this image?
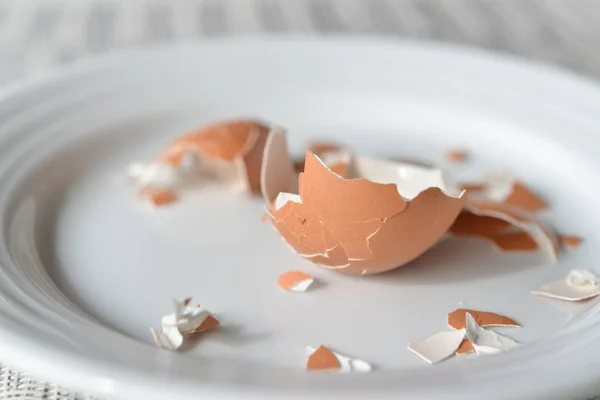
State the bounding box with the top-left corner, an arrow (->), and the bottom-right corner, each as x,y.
306,346 -> 372,373
448,309 -> 520,330
153,119 -> 270,193
560,235 -> 583,248
139,189 -> 178,207
464,313 -> 519,355
447,309 -> 519,355
127,162 -> 188,189
151,297 -> 218,351
193,315 -> 220,333
464,201 -> 559,262
407,329 -> 466,365
151,326 -> 183,350
277,271 -> 314,292
261,129 -> 467,275
466,174 -> 547,212
455,339 -> 475,355
306,345 -> 341,371
446,149 -> 469,164
532,269 -> 600,301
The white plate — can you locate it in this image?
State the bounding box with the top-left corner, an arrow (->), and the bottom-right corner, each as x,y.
1,37 -> 600,400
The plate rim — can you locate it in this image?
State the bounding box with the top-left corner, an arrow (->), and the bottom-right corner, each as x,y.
1,35 -> 600,400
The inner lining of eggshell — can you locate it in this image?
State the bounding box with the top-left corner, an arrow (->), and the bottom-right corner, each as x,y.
260,128 -> 299,204
275,193 -> 302,211
346,155 -> 459,200
272,150 -> 463,216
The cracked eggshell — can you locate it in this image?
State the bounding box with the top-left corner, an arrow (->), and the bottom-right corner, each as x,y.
448,309 -> 520,330
464,174 -> 547,212
463,201 -> 559,261
261,130 -> 467,275
157,119 -> 270,193
294,141 -> 345,174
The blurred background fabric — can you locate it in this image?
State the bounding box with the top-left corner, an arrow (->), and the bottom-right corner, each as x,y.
1,0 -> 600,399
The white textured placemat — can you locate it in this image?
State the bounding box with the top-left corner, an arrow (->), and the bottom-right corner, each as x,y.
1,0 -> 600,399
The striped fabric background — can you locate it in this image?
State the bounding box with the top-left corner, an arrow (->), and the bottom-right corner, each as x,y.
1,0 -> 599,398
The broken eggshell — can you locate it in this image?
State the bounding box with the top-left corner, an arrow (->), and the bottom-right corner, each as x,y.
277,271 -> 315,292
129,119 -> 270,204
306,346 -> 372,373
261,129 -> 467,275
150,297 -> 219,351
461,173 -> 547,213
532,269 -> 600,301
464,313 -> 519,355
462,201 -> 559,262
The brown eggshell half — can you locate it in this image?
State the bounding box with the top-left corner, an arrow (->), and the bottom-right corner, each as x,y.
262,133 -> 466,275
339,187 -> 466,275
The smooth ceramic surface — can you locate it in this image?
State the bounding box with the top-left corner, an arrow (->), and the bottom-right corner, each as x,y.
1,37 -> 600,400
